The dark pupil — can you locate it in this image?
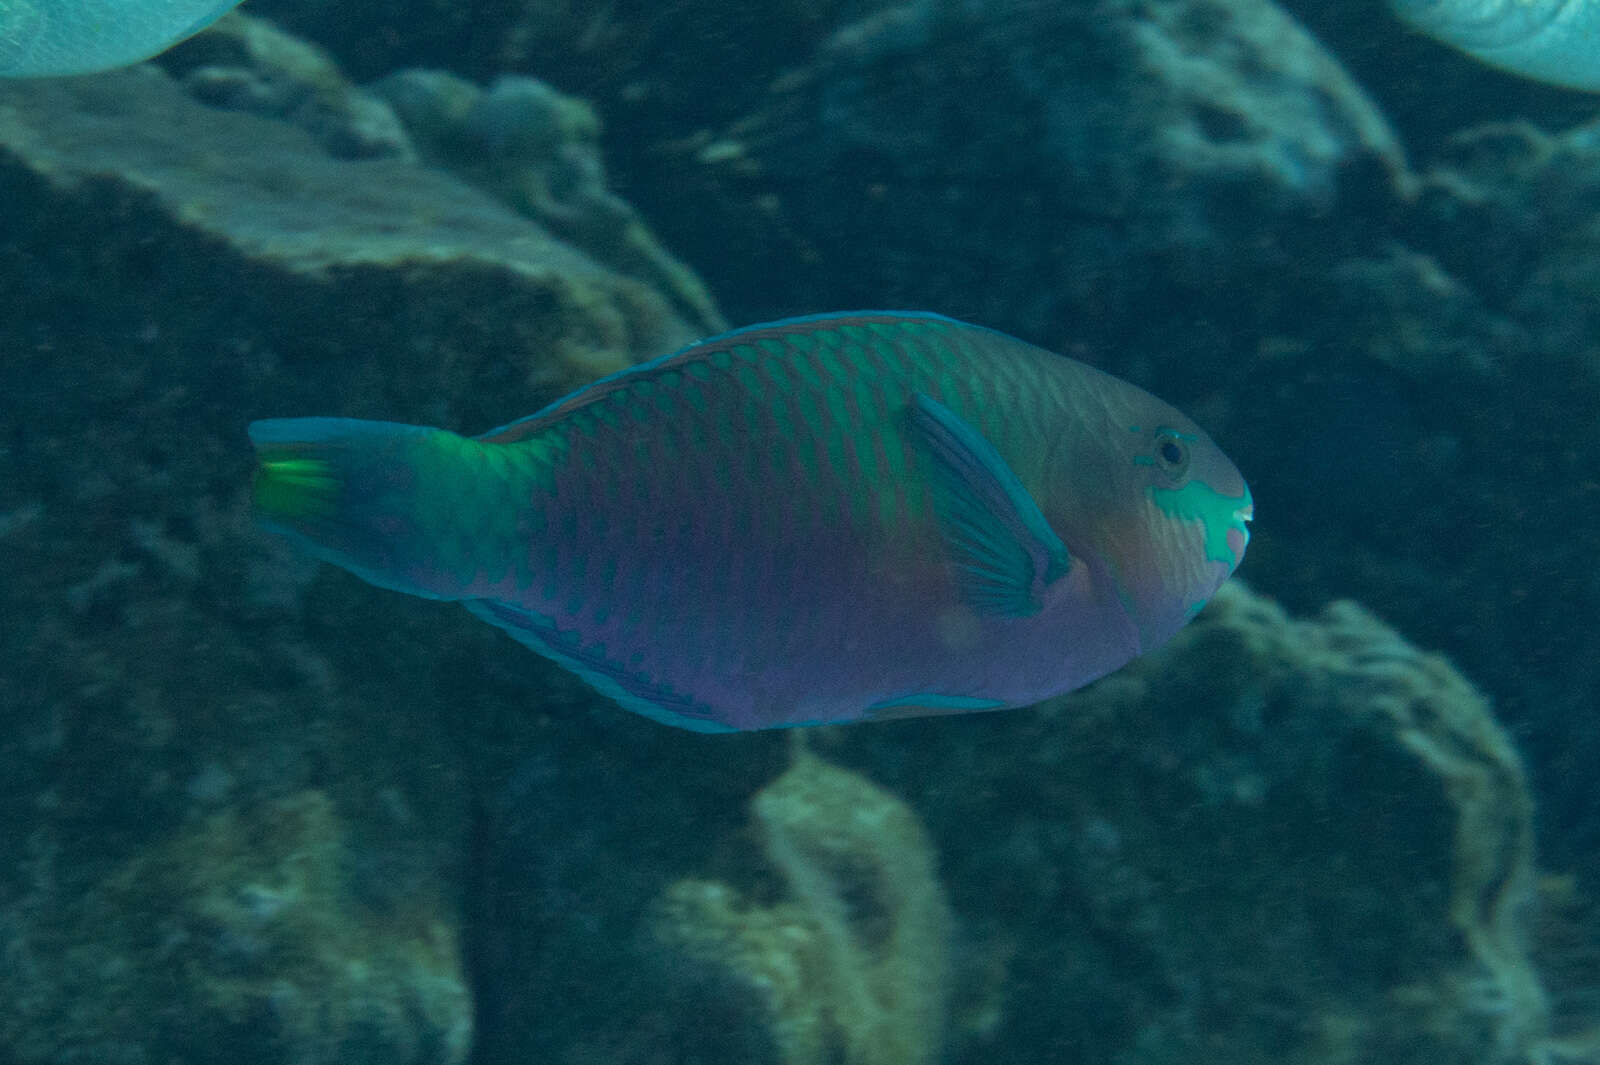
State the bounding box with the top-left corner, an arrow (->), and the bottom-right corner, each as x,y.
1159,440 -> 1183,466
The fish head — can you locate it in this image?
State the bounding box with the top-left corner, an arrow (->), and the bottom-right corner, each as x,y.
1074,404 -> 1252,651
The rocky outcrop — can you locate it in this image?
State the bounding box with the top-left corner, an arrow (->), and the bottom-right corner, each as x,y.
0,60 -> 708,1065
657,749 -> 953,1065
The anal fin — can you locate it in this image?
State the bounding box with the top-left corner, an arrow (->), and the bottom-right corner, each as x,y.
464,600 -> 736,733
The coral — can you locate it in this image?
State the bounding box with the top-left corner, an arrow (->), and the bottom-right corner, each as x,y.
0,790 -> 471,1064
624,0 -> 1411,353
1281,596 -> 1546,1064
372,68 -> 725,336
815,580 -> 1553,1065
0,57 -> 714,1065
161,10 -> 417,162
0,65 -> 702,404
655,747 -> 952,1065
1013,582 -> 1544,1063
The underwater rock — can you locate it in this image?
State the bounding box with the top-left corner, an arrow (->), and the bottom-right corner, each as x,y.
638,0 -> 1410,370
825,581 -> 1549,1065
242,0 -> 858,133
0,64 -> 702,399
1412,119 -> 1600,859
0,791 -> 471,1064
372,68 -> 724,335
233,0 -> 1408,380
463,583 -> 1549,1065
152,15 -> 726,334
1227,116 -> 1600,888
160,9 -> 417,162
656,749 -> 953,1065
0,58 -> 711,1065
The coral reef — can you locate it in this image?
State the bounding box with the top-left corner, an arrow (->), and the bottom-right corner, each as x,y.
2,5 -> 1595,1064
372,68 -> 724,334
1237,114 -> 1600,873
222,0 -> 1600,940
1,791 -> 471,1064
656,747 -> 952,1065
160,9 -> 418,161
467,582 -> 1548,1065
0,54 -> 713,1065
620,0 -> 1411,356
828,581 -> 1548,1065
0,65 -> 704,405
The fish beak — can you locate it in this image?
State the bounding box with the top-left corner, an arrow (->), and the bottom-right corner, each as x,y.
1228,492 -> 1254,561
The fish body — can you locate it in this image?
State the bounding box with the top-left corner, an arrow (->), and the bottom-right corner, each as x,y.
0,0 -> 243,78
251,312 -> 1251,732
1391,0 -> 1600,90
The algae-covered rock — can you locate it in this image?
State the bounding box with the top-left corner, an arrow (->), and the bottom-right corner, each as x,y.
1232,116 -> 1600,882
467,583 -> 1548,1065
160,9 -> 418,162
826,581 -> 1547,1065
2,791 -> 470,1064
372,68 -> 724,335
0,65 -> 703,407
657,749 -> 952,1065
629,0 -> 1409,369
0,57 -> 711,1065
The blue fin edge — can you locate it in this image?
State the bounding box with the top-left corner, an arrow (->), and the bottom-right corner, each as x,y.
464,600 -> 738,733
867,693 -> 1009,713
906,392 -> 1071,617
476,311 -> 994,443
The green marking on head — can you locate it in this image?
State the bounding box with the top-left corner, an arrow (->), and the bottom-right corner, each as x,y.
254,456 -> 339,520
1150,480 -> 1253,567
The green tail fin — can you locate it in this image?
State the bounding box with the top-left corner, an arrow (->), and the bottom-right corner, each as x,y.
248,417 -> 459,600
253,450 -> 342,526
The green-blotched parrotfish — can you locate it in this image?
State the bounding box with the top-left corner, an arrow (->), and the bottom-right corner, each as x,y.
0,0 -> 244,79
250,312 -> 1253,732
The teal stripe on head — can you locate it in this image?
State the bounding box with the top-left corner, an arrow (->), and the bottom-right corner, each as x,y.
1150,480 -> 1253,567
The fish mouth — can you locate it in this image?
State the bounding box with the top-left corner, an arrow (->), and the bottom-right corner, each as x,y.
1227,490 -> 1254,562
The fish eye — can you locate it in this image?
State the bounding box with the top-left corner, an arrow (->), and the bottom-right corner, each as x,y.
1153,431 -> 1191,479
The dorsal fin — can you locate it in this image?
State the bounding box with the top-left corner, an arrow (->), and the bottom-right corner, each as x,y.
474,311 -> 966,444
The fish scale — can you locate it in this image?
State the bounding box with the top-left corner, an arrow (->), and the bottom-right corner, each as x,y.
250,311 -> 1251,731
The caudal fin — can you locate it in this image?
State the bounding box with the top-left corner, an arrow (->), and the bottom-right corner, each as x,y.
248,417 -> 461,600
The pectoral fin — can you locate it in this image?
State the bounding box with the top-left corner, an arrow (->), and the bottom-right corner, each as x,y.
906,392 -> 1071,617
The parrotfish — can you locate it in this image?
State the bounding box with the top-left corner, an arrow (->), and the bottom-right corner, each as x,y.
251,312 -> 1252,732
1390,0 -> 1600,91
0,0 -> 244,79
